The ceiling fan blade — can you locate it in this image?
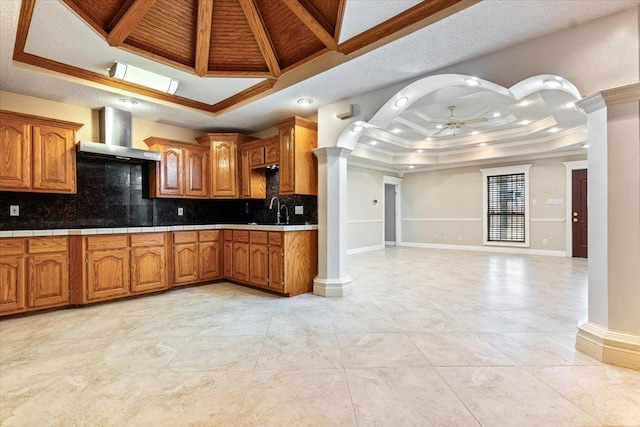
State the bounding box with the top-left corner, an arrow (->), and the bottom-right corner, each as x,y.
463,117 -> 488,125
432,128 -> 446,136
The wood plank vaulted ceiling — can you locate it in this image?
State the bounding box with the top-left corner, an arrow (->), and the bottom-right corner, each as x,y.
13,0 -> 468,116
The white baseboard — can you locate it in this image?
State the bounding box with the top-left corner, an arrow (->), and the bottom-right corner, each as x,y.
347,244 -> 385,255
576,321 -> 640,370
385,241 -> 396,246
313,276 -> 353,297
397,241 -> 566,257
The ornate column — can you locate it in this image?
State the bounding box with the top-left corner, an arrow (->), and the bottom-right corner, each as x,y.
575,82 -> 640,370
312,146 -> 353,297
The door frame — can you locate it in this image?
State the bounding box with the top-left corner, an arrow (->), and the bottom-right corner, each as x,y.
382,176 -> 402,246
563,160 -> 588,257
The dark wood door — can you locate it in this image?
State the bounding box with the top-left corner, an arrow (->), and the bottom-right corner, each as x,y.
572,169 -> 588,258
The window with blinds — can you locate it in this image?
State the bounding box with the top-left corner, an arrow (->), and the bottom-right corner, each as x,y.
487,173 -> 525,242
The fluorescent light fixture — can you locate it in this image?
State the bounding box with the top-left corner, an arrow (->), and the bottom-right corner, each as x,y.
492,112 -> 501,118
465,76 -> 480,86
297,98 -> 313,106
543,79 -> 563,89
394,97 -> 408,107
352,125 -> 364,132
109,62 -> 178,94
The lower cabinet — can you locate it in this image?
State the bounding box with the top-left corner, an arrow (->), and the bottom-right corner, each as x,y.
131,233 -> 167,293
223,230 -> 233,277
249,232 -> 268,287
232,231 -> 250,283
172,230 -> 222,286
1,237 -> 70,316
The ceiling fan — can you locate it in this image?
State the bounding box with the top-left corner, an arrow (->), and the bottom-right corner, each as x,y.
431,106 -> 487,136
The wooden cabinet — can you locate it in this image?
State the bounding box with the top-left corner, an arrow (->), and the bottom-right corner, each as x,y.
239,143 -> 266,199
249,232 -> 268,287
248,136 -> 279,168
145,137 -> 209,198
232,231 -> 250,282
130,233 -> 167,293
1,237 -> 70,316
268,232 -> 284,292
223,230 -> 233,277
172,230 -> 222,286
196,133 -> 255,198
0,110 -> 82,194
84,235 -> 130,301
274,117 -> 317,195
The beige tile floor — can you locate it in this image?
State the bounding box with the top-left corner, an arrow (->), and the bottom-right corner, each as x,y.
1,247 -> 639,426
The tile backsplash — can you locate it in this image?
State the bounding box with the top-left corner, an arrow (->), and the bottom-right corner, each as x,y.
0,157 -> 317,230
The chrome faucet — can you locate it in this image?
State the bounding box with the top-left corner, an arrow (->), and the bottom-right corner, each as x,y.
269,197 -> 280,224
281,205 -> 289,224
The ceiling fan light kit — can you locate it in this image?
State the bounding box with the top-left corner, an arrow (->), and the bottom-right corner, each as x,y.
109,62 -> 179,94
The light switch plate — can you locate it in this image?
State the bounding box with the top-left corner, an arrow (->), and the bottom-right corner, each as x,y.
294,205 -> 303,215
177,207 -> 184,216
10,205 -> 19,216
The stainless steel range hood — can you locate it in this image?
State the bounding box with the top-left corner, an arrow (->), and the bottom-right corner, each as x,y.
77,107 -> 161,162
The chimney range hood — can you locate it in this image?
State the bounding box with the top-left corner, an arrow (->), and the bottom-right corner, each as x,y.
77,107 -> 161,162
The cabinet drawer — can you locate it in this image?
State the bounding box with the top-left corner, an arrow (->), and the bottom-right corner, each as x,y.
0,238 -> 26,256
86,235 -> 128,250
28,237 -> 67,254
174,231 -> 198,244
131,233 -> 165,247
249,147 -> 265,167
268,232 -> 282,246
265,140 -> 279,164
199,230 -> 220,242
250,231 -> 267,244
233,230 -> 249,243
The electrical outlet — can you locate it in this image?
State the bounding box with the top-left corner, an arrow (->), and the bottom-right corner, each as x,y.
10,205 -> 19,216
457,235 -> 462,241
295,205 -> 303,215
542,238 -> 548,245
177,207 -> 184,216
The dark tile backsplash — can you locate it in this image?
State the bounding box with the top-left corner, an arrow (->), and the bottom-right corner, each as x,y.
0,158 -> 317,230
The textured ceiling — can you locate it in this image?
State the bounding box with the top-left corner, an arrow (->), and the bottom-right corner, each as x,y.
0,0 -> 638,138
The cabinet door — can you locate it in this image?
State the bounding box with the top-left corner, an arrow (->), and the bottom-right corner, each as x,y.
249,146 -> 264,167
131,247 -> 166,293
160,146 -> 184,196
28,253 -> 69,307
174,243 -> 198,285
211,140 -> 237,197
32,125 -> 76,193
86,249 -> 130,301
223,240 -> 233,278
268,245 -> 284,291
0,256 -> 25,313
232,242 -> 249,282
0,119 -> 31,190
279,125 -> 295,194
185,148 -> 208,198
265,140 -> 279,165
200,241 -> 221,280
249,243 -> 268,287
239,147 -> 252,198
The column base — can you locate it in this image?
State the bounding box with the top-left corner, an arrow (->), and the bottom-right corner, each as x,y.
313,276 -> 353,297
576,321 -> 640,370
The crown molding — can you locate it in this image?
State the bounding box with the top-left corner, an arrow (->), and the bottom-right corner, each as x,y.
577,82 -> 640,113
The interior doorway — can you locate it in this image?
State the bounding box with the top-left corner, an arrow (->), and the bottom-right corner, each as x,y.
383,176 -> 402,246
572,169 -> 588,257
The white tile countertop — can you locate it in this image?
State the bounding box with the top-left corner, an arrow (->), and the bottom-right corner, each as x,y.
0,223 -> 318,237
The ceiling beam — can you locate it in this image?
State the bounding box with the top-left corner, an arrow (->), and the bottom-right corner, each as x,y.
282,0 -> 337,50
238,0 -> 281,78
333,0 -> 347,42
195,0 -> 214,77
106,0 -> 157,47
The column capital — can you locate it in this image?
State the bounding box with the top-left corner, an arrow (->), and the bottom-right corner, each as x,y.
577,82 -> 640,113
313,146 -> 353,160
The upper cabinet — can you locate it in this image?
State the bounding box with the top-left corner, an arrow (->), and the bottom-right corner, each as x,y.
274,117 -> 317,195
0,110 -> 82,194
196,133 -> 255,198
144,137 -> 209,198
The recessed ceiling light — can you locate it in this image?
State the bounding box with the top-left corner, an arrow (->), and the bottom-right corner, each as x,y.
554,75 -> 563,81
370,141 -> 378,146
492,112 -> 501,118
352,125 -> 364,132
416,149 -> 424,153
582,143 -> 589,148
465,77 -> 480,86
565,102 -> 575,108
520,120 -> 532,125
543,79 -> 563,89
518,100 -> 531,107
391,128 -> 401,134
549,127 -> 559,133
471,130 -> 480,136
118,98 -> 138,106
408,165 -> 415,169
436,125 -> 443,129
297,98 -> 313,106
425,137 -> 432,142
394,97 -> 408,107
478,142 -> 487,147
